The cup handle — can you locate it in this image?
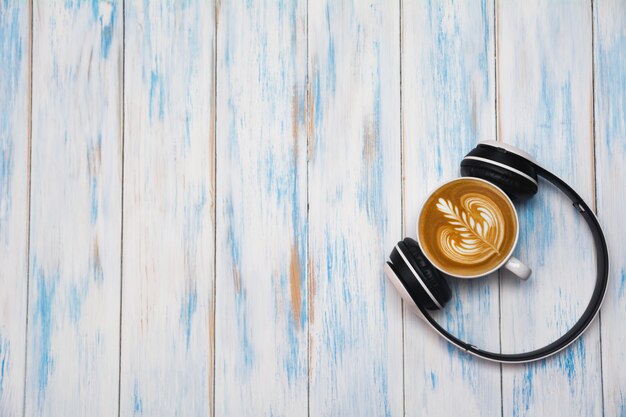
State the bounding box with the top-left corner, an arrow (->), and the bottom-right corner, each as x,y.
503,256 -> 532,280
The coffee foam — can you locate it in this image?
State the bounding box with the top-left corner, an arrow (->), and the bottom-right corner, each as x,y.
418,178 -> 518,277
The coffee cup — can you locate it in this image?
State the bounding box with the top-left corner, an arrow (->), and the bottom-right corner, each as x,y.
416,177 -> 531,280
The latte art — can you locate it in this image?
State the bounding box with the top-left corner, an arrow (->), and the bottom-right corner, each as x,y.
435,194 -> 506,264
418,178 -> 518,277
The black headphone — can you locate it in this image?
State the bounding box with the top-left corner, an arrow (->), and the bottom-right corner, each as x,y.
385,140 -> 609,363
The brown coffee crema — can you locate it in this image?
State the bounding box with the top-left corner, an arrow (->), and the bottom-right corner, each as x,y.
418,178 -> 518,277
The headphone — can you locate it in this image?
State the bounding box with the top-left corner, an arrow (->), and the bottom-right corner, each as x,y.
385,140 -> 609,363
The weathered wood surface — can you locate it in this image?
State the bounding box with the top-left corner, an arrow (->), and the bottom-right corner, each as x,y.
402,1 -> 501,416
26,1 -> 123,415
307,1 -> 403,416
497,1 -> 601,416
0,1 -> 29,416
0,1 -> 623,416
594,1 -> 626,416
214,0 -> 308,416
121,1 -> 215,415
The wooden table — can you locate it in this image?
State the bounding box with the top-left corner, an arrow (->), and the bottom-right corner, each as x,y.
1,1 -> 625,416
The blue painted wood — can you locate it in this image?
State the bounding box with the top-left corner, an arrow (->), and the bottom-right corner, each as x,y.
307,1 -> 403,415
401,1 -> 502,415
594,1 -> 626,415
498,2 -> 602,416
25,1 -> 122,415
0,1 -> 29,415
0,1 -> 623,415
120,1 -> 215,415
214,0 -> 308,415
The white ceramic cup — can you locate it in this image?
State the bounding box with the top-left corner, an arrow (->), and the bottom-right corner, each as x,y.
416,177 -> 531,280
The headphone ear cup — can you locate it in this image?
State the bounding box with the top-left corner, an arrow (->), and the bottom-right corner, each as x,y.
385,261 -> 423,316
390,246 -> 439,310
461,162 -> 538,200
461,144 -> 539,200
400,238 -> 451,309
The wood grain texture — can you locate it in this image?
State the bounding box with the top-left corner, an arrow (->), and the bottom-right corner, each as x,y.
214,1 -> 308,416
594,1 -> 626,416
497,1 -> 602,416
1,1 -> 624,415
120,1 -> 215,415
0,1 -> 29,415
401,1 -> 501,415
25,1 -> 122,415
307,2 -> 403,416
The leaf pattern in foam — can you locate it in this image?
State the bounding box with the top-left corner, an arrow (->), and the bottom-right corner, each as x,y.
435,195 -> 506,265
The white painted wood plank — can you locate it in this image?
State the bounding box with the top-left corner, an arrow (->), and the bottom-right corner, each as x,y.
120,1 -> 215,416
498,1 -> 602,416
594,1 -> 626,415
214,1 -> 308,415
0,1 -> 29,415
307,2 -> 403,416
402,1 -> 501,415
25,1 -> 122,415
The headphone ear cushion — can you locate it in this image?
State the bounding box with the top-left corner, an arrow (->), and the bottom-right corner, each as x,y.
400,238 -> 451,309
461,161 -> 538,200
390,246 -> 439,310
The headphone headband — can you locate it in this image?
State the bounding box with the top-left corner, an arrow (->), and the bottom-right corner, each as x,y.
399,142 -> 610,363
